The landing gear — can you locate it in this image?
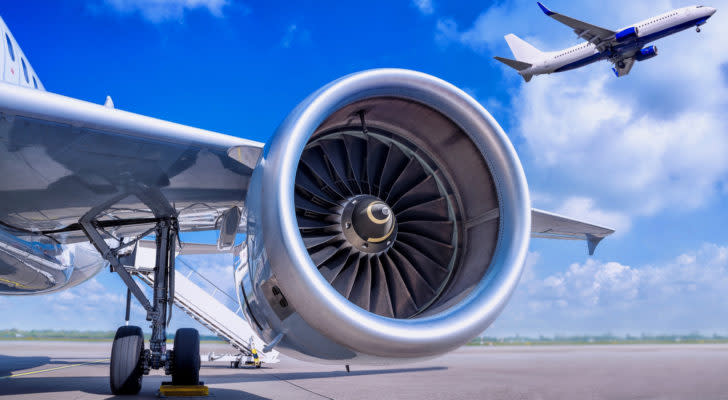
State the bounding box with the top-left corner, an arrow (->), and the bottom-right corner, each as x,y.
617,61 -> 626,69
110,326 -> 144,395
79,190 -> 201,394
696,26 -> 701,32
171,328 -> 201,385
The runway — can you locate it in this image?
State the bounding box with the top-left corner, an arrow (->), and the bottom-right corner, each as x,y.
1,341 -> 727,399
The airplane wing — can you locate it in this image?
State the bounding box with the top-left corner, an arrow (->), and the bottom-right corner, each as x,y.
531,208 -> 615,255
0,82 -> 263,244
612,57 -> 635,77
537,2 -> 615,51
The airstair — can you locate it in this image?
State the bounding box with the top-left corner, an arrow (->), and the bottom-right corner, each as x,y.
127,240 -> 279,366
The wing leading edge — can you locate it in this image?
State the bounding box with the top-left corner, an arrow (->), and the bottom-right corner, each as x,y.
531,208 -> 615,255
0,82 -> 263,243
537,2 -> 615,50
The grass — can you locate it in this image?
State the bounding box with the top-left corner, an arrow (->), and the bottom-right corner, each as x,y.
0,329 -> 226,343
468,334 -> 728,346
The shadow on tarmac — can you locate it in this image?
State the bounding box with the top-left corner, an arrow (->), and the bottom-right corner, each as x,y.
0,355 -> 51,376
0,355 -> 103,377
203,366 -> 448,383
1,375 -> 271,399
0,361 -> 446,399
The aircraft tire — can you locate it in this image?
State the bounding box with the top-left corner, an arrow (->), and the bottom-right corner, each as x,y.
171,328 -> 200,385
110,325 -> 144,395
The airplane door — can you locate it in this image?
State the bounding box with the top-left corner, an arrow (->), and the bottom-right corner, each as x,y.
2,30 -> 19,84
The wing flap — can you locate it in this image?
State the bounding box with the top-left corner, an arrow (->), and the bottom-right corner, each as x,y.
531,208 -> 615,255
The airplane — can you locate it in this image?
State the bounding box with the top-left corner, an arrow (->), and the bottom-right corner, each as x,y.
0,12 -> 615,396
495,3 -> 717,81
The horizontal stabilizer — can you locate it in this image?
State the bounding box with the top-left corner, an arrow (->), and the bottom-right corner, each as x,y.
494,56 -> 532,71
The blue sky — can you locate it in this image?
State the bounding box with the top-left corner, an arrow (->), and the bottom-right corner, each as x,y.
1,0 -> 728,337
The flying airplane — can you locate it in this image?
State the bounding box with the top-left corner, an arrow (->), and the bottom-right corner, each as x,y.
0,13 -> 615,396
495,3 -> 717,81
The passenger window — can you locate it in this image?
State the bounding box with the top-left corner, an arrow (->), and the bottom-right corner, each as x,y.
21,58 -> 29,83
5,33 -> 14,62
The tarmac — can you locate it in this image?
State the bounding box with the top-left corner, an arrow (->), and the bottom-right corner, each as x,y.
1,341 -> 727,399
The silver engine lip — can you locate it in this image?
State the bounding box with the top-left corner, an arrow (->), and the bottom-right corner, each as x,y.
262,68 -> 531,358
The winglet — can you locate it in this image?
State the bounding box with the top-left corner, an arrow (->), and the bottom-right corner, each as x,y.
586,234 -> 605,256
537,2 -> 555,16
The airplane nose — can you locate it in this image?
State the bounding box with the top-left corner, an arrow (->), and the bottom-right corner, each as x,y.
708,7 -> 717,16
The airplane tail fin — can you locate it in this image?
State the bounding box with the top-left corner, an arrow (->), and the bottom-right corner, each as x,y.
493,56 -> 533,82
0,16 -> 43,90
503,34 -> 544,63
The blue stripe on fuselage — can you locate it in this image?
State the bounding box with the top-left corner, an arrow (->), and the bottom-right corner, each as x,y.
554,16 -> 708,74
633,16 -> 707,46
554,52 -> 606,72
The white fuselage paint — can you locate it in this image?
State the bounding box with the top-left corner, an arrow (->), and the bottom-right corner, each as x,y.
524,5 -> 716,78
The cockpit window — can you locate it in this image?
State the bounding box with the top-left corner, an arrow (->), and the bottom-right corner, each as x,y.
21,58 -> 29,83
697,5 -> 704,7
5,34 -> 14,62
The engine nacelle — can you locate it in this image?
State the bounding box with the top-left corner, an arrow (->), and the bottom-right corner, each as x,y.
239,69 -> 531,364
615,26 -> 639,42
635,45 -> 658,61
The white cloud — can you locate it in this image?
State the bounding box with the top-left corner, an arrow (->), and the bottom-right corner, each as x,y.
101,0 -> 229,23
281,24 -> 298,48
436,3 -> 523,52
494,243 -> 728,335
556,196 -> 631,235
48,277 -> 134,323
437,0 -> 728,219
279,23 -> 311,49
412,0 -> 434,15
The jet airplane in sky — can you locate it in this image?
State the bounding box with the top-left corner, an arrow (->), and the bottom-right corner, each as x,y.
495,3 -> 717,81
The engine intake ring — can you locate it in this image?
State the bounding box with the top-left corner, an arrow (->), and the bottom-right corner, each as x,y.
243,69 -> 531,362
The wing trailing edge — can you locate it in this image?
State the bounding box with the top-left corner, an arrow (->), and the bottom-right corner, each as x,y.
530,208 -> 615,255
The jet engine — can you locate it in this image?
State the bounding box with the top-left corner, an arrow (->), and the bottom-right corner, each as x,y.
239,69 -> 531,363
635,45 -> 658,61
615,26 -> 639,42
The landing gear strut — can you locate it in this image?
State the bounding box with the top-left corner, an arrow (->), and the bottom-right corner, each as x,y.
80,192 -> 201,395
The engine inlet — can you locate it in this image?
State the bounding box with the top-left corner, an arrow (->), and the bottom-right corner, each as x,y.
295,130 -> 460,318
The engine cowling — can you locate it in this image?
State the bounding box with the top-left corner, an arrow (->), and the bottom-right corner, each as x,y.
615,26 -> 639,42
635,45 -> 658,61
239,69 -> 531,364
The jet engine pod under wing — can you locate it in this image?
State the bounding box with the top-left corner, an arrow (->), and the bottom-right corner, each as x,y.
241,69 -> 531,364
